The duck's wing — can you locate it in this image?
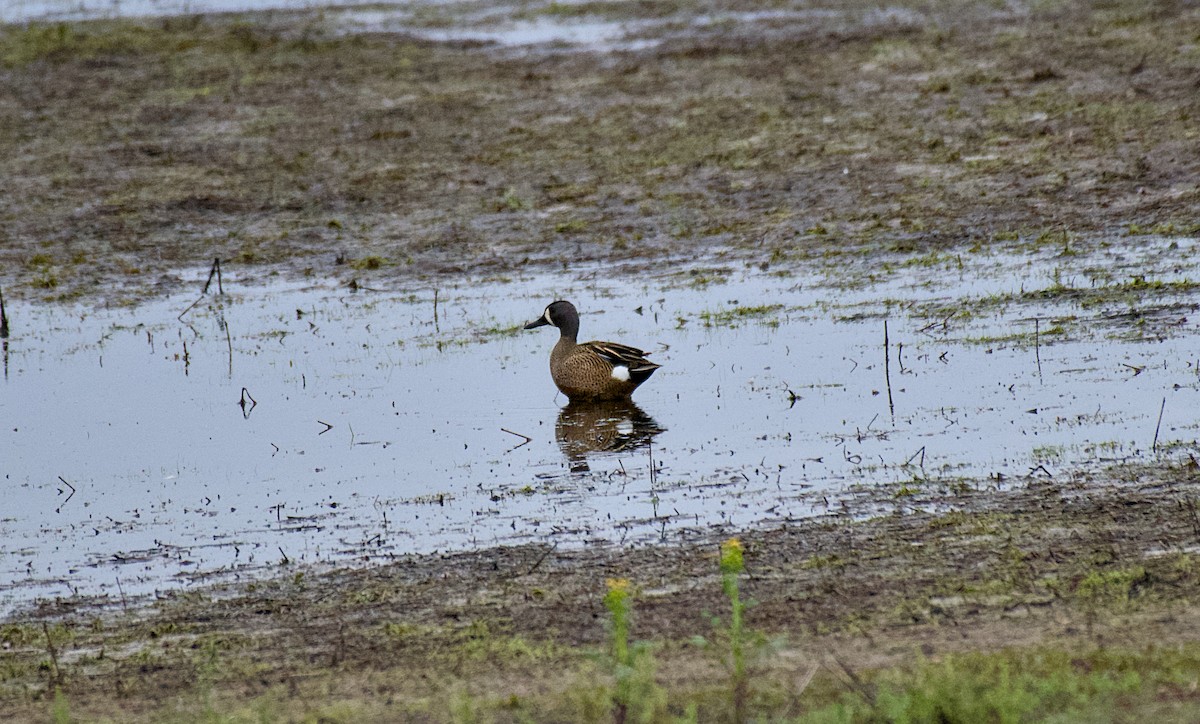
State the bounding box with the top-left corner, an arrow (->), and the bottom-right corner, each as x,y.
581,341 -> 662,372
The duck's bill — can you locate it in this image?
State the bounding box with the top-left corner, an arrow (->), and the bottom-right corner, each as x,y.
523,318 -> 550,330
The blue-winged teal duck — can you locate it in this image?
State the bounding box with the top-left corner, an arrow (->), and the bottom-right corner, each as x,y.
524,300 -> 661,402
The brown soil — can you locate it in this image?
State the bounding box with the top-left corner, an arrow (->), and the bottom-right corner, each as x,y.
1,1 -> 1198,304
5,459 -> 1200,720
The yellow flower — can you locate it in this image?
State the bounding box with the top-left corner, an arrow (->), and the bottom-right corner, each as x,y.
719,537 -> 745,574
606,577 -> 631,592
604,577 -> 632,606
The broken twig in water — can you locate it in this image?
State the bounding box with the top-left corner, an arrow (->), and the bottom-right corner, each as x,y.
883,320 -> 895,418
318,420 -> 334,435
223,316 -> 233,376
501,427 -> 532,449
649,439 -> 657,486
1034,317 -> 1043,378
239,387 -> 257,418
55,476 -> 76,513
115,576 -> 128,614
202,257 -> 223,295
178,258 -> 225,321
782,383 -> 800,408
0,286 -> 9,338
904,446 -> 926,468
1152,396 -> 1166,453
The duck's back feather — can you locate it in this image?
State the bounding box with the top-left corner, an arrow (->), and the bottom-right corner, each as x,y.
581,341 -> 661,372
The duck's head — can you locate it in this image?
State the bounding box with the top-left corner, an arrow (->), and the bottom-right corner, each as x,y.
524,300 -> 578,332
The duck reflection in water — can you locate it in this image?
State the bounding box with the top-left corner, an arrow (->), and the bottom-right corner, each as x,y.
556,399 -> 665,473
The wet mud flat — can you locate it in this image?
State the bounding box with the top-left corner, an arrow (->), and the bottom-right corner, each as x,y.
2,0 -> 1199,303
3,0 -> 1200,719
4,457 -> 1200,721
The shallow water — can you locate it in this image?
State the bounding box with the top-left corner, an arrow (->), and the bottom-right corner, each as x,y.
3,238 -> 1199,612
3,0 -> 895,54
2,0 -> 362,23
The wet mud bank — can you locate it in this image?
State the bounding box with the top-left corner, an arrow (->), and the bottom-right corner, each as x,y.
4,457 -> 1200,721
3,0 -> 1200,719
1,0 -> 1198,304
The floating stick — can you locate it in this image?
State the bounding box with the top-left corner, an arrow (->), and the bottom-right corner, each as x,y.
1152,397 -> 1166,453
0,286 -> 8,338
179,258 -> 225,321
501,427 -> 532,450
239,387 -> 257,418
115,576 -> 128,614
55,476 -> 76,513
1034,317 -> 1043,378
224,317 -> 233,376
201,257 -> 223,295
883,320 -> 895,418
649,439 -> 657,486
905,446 -> 926,468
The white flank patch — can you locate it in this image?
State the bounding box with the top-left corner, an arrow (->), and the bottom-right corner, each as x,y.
611,365 -> 630,381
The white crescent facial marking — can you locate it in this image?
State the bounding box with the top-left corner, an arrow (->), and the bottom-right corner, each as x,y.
543,308 -> 553,325
611,365 -> 630,382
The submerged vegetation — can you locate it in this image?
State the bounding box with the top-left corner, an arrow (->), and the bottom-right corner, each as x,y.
698,303 -> 785,328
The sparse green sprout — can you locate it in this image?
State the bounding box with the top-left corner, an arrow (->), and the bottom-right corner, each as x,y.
554,218 -> 587,234
382,622 -> 416,639
351,255 -> 386,270
719,536 -> 744,576
497,187 -> 530,212
33,272 -> 59,289
601,578 -> 665,723
1077,566 -> 1147,614
603,577 -> 634,723
1035,227 -> 1073,255
699,304 -> 784,328
604,577 -> 631,668
719,537 -> 749,720
51,688 -> 71,724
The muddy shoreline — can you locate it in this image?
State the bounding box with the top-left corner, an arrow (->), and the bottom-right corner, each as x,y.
4,0 -> 1200,719
5,458 -> 1200,720
2,1 -> 1198,305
